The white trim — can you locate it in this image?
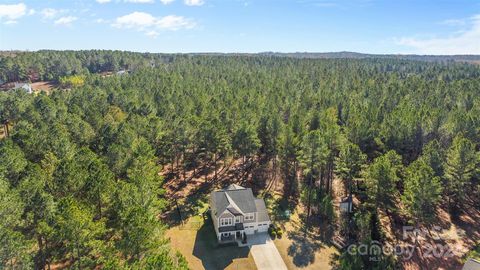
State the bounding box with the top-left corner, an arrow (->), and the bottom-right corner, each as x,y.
245,213 -> 254,221
217,210 -> 233,227
220,217 -> 233,226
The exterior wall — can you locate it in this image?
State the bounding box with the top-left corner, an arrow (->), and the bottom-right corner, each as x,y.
234,215 -> 243,223
219,211 -> 234,220
243,212 -> 256,223
244,223 -> 256,234
257,221 -> 270,232
210,197 -> 220,239
244,211 -> 258,235
218,210 -> 234,228
211,212 -> 219,236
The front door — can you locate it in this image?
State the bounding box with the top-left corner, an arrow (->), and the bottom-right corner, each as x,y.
236,231 -> 241,238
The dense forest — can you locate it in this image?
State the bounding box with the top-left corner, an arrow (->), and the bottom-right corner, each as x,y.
0,51 -> 479,269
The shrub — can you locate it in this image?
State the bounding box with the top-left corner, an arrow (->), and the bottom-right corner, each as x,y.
276,229 -> 283,238
59,75 -> 85,88
270,230 -> 277,239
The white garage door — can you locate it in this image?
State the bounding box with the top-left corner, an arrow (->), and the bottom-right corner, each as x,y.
244,225 -> 255,234
257,223 -> 269,232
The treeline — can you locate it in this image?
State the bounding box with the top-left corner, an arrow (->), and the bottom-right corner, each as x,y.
262,51 -> 480,63
2,50 -> 480,84
0,50 -> 176,83
0,53 -> 479,269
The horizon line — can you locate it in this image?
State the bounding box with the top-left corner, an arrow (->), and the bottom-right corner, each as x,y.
1,49 -> 480,57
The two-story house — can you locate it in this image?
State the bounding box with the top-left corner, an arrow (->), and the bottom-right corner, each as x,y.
210,184 -> 271,242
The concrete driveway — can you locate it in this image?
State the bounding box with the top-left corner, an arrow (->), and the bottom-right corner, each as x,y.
248,233 -> 288,270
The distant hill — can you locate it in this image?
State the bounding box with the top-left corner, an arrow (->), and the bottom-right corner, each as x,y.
258,51 -> 480,63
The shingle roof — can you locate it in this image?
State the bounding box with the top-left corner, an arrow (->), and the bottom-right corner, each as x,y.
211,185 -> 257,216
254,199 -> 270,222
227,184 -> 245,190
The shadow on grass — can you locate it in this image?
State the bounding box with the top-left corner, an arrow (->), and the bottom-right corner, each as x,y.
193,218 -> 251,270
286,229 -> 325,268
163,190 -> 210,227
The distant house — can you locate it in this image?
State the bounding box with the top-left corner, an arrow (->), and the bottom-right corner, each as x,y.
210,184 -> 271,243
463,258 -> 480,270
340,196 -> 353,213
14,83 -> 33,94
116,70 -> 129,76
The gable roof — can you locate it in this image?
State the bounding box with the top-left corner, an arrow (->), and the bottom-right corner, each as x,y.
255,198 -> 270,222
211,184 -> 257,216
227,184 -> 245,190
224,192 -> 244,216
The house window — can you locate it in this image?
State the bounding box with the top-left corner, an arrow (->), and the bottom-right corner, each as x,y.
235,216 -> 241,223
245,213 -> 254,221
220,218 -> 233,226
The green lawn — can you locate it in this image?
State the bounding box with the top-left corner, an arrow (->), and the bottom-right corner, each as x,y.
166,216 -> 256,270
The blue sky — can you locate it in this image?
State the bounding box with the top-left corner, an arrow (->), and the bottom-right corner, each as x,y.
0,0 -> 479,54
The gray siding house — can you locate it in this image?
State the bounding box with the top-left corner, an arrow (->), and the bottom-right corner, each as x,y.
210,184 -> 271,242
13,83 -> 33,94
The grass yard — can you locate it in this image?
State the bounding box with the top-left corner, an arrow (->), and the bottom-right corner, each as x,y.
272,206 -> 339,270
31,81 -> 56,94
274,226 -> 338,270
166,215 -> 257,270
263,190 -> 339,270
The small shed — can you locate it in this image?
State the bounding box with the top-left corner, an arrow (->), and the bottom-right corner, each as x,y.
116,70 -> 130,76
339,196 -> 353,213
14,83 -> 33,94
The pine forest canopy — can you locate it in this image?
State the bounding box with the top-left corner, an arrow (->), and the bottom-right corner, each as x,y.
0,50 -> 479,269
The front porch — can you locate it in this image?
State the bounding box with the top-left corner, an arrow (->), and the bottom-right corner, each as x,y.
219,230 -> 247,245
220,233 -> 235,243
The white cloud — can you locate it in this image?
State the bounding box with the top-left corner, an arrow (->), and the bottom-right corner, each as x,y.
112,11 -> 195,37
160,0 -> 175,4
396,14 -> 480,54
146,30 -> 159,38
184,0 -> 204,6
440,19 -> 466,27
41,8 -> 60,19
125,0 -> 155,3
157,15 -> 196,30
54,16 -> 77,26
113,12 -> 157,29
0,3 -> 27,23
96,0 -> 112,3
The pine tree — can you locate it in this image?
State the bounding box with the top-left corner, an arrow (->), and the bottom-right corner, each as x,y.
335,142 -> 366,197
364,150 -> 403,211
232,123 -> 260,166
402,159 -> 442,224
279,125 -> 300,199
444,135 -> 478,211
